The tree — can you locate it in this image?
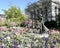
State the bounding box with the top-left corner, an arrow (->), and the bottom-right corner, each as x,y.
3,6 -> 26,26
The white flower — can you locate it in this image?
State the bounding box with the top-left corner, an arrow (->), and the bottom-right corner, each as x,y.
43,33 -> 49,38
36,40 -> 39,42
6,36 -> 11,40
39,33 -> 49,38
2,44 -> 5,46
27,44 -> 31,47
17,45 -> 21,47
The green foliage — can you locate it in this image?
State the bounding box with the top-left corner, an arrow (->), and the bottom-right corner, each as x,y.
0,20 -> 6,26
4,6 -> 22,18
3,6 -> 26,26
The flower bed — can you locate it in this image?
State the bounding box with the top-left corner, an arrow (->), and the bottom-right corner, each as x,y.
0,31 -> 60,48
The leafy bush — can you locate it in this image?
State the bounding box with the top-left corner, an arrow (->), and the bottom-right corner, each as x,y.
3,6 -> 26,26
